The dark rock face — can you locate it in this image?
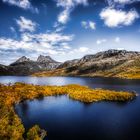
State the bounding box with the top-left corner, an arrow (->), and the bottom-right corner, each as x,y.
37,55 -> 57,63
10,56 -> 33,66
15,56 -> 31,63
78,50 -> 140,63
58,59 -> 79,69
0,55 -> 61,76
58,49 -> 140,75
0,50 -> 140,76
0,64 -> 12,75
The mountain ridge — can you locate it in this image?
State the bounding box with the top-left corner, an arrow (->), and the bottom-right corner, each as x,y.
0,55 -> 61,75
0,49 -> 140,79
33,49 -> 140,79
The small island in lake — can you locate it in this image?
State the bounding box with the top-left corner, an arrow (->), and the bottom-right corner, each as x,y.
0,83 -> 136,140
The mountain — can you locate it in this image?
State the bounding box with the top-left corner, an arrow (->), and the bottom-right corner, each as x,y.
0,55 -> 61,76
37,55 -> 57,63
33,50 -> 140,79
10,56 -> 33,66
0,50 -> 140,79
13,56 -> 31,63
0,64 -> 12,75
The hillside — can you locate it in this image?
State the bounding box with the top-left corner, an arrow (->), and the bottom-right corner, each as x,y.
0,49 -> 140,79
32,50 -> 140,79
0,55 -> 61,76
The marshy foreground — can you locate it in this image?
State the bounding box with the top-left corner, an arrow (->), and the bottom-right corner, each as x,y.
0,83 -> 136,140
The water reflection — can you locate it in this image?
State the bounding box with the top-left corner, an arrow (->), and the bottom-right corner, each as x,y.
0,76 -> 140,92
15,95 -> 140,140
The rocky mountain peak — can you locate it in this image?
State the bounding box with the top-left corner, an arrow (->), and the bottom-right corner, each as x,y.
15,56 -> 31,63
9,56 -> 31,66
103,49 -> 127,56
37,55 -> 57,63
99,49 -> 140,58
82,49 -> 139,60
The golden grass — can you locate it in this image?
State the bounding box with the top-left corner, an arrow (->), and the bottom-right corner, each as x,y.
0,83 -> 136,139
32,68 -> 67,77
32,58 -> 140,79
26,125 -> 47,140
92,59 -> 140,79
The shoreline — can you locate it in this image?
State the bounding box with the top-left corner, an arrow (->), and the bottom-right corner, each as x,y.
0,83 -> 136,139
31,74 -> 140,80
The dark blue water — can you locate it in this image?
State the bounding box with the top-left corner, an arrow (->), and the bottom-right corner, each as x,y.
0,76 -> 140,140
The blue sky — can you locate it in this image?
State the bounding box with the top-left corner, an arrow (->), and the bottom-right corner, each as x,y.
0,0 -> 140,65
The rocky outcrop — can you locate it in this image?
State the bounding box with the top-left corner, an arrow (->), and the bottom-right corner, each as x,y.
62,49 -> 140,74
32,50 -> 140,79
0,55 -> 61,76
37,55 -> 57,63
78,49 -> 140,63
58,59 -> 79,69
0,64 -> 12,75
10,56 -> 33,66
15,56 -> 31,63
0,50 -> 140,78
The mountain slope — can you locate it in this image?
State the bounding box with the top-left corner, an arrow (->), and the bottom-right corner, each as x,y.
37,55 -> 57,63
0,55 -> 61,76
0,50 -> 140,78
100,57 -> 140,79
33,50 -> 140,79
0,64 -> 12,75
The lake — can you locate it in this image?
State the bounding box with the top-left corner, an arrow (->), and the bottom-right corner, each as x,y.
0,76 -> 140,140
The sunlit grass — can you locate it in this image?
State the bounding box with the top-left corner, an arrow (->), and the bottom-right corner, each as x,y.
0,83 -> 136,139
32,57 -> 140,79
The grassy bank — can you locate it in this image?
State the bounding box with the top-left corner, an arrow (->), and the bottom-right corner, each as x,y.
32,68 -> 140,79
0,83 -> 136,139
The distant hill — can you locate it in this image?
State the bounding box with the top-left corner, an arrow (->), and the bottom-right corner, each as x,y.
0,55 -> 61,76
32,50 -> 140,79
0,49 -> 140,79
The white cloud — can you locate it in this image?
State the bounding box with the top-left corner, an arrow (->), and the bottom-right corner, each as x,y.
10,27 -> 17,38
81,21 -> 96,30
55,26 -> 65,32
106,0 -> 140,6
56,0 -> 88,24
96,39 -> 107,45
79,47 -> 89,52
2,0 -> 39,13
115,37 -> 120,43
58,8 -> 71,24
16,16 -> 37,32
69,46 -> 90,54
114,0 -> 140,4
63,46 -> 71,49
0,31 -> 74,64
100,8 -> 139,28
56,0 -> 88,8
117,47 -> 125,50
61,42 -> 71,49
114,0 -> 132,4
2,0 -> 31,9
68,46 -> 95,59
89,21 -> 96,30
10,27 -> 16,32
